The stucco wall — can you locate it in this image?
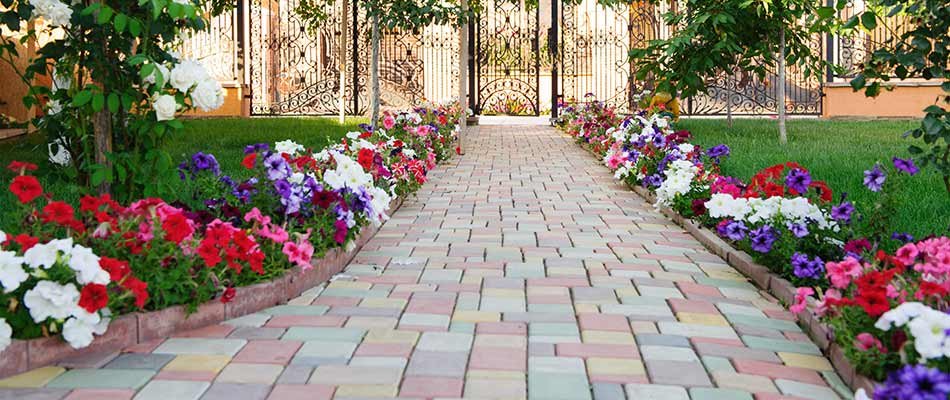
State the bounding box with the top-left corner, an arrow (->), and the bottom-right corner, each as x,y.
0,40 -> 34,123
823,82 -> 944,119
184,84 -> 247,118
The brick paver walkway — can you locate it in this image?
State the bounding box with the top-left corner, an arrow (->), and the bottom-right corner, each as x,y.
0,125 -> 847,400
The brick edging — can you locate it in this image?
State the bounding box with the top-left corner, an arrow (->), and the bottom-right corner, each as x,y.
574,137 -> 877,394
0,196 -> 406,378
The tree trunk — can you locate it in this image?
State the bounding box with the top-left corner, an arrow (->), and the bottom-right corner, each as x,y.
777,25 -> 787,144
339,0 -> 348,124
370,14 -> 381,130
93,109 -> 112,194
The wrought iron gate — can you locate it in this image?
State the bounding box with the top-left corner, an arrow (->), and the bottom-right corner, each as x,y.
473,0 -> 541,116
248,0 -> 459,116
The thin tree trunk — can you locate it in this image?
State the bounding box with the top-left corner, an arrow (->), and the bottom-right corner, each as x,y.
370,14 -> 381,130
339,0 -> 348,124
457,0 -> 468,155
93,109 -> 112,194
777,25 -> 787,144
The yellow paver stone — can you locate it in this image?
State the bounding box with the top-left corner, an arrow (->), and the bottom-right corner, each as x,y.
778,352 -> 834,371
163,354 -> 232,373
677,312 -> 730,326
363,329 -> 419,344
482,288 -> 525,299
0,366 -> 65,388
328,281 -> 373,290
474,334 -> 527,349
582,330 -> 636,344
335,384 -> 399,397
712,371 -> 779,393
630,321 -> 658,334
614,287 -> 639,298
359,298 -> 407,309
574,304 -> 599,314
586,358 -> 646,376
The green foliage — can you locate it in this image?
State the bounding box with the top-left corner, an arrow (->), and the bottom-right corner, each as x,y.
296,0 -> 470,35
628,0 -> 838,98
847,0 -> 950,194
0,0 -> 227,202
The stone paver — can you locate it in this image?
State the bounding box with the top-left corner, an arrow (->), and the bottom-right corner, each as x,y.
0,124 -> 842,399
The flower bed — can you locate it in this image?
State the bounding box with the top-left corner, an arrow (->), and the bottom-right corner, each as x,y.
0,101 -> 465,377
555,97 -> 949,399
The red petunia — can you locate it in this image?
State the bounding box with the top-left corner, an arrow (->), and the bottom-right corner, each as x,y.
12,233 -> 39,251
41,201 -> 75,225
78,283 -> 109,313
916,281 -> 948,300
197,240 -> 222,267
79,195 -> 102,213
455,146 -> 462,155
312,190 -> 338,209
6,161 -> 38,173
10,175 -> 43,203
855,289 -> 891,317
220,287 -> 236,304
99,257 -> 131,282
357,148 -> 376,171
161,213 -> 194,244
241,153 -> 257,169
121,277 -> 149,308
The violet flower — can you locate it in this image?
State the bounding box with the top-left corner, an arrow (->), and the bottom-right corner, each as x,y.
786,222 -> 809,238
831,201 -> 855,223
720,220 -> 749,241
749,225 -> 778,253
872,365 -> 950,400
264,153 -> 291,181
785,168 -> 811,194
863,164 -> 886,192
791,252 -> 824,280
892,157 -> 919,176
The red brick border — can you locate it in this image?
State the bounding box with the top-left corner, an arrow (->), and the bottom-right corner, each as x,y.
0,197 -> 404,379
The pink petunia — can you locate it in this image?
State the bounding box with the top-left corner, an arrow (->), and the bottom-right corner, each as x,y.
382,114 -> 396,130
815,288 -> 841,317
894,243 -> 919,266
826,257 -> 863,289
790,287 -> 814,314
282,239 -> 314,270
854,332 -> 885,353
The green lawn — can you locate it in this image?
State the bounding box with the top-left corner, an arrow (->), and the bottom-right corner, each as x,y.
0,117 -> 366,211
680,118 -> 950,238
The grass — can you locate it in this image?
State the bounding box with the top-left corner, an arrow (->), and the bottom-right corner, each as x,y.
0,117 -> 366,211
679,118 -> 950,238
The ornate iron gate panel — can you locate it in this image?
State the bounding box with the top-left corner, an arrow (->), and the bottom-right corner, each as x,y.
475,0 -> 541,116
558,0 -> 634,113
248,0 -> 459,116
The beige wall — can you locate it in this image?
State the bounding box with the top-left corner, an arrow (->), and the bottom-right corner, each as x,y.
0,39 -> 34,123
185,84 -> 247,118
823,82 -> 944,119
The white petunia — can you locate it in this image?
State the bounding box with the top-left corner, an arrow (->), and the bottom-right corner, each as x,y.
23,242 -> 61,269
48,137 -> 71,166
62,312 -> 100,349
0,251 -> 28,293
275,140 -> 305,156
0,318 -> 10,353
0,229 -> 6,244
23,281 -> 80,323
68,245 -> 109,285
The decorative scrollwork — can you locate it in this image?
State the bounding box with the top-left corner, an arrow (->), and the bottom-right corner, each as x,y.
476,0 -> 540,115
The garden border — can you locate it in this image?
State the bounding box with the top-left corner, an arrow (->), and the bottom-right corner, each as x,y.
575,140 -> 877,395
0,196 -> 405,379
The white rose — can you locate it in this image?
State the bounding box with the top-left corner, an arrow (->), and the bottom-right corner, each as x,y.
48,137 -> 71,166
23,281 -> 79,323
169,59 -> 210,92
0,318 -> 10,353
46,99 -> 63,115
152,94 -> 178,122
0,251 -> 28,293
191,79 -> 224,112
0,229 -> 5,243
144,63 -> 170,87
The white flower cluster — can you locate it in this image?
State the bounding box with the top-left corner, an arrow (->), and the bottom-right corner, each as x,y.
0,238 -> 112,351
705,193 -> 837,230
323,151 -> 374,192
875,302 -> 950,360
275,139 -> 306,156
655,159 -> 700,208
150,59 -> 225,121
29,0 -> 72,29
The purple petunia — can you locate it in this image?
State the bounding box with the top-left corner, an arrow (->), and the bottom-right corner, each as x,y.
719,220 -> 749,241
831,201 -> 855,223
749,225 -> 778,253
791,252 -> 824,280
244,143 -> 269,155
872,365 -> 950,400
786,222 -> 809,238
863,164 -> 886,192
784,168 -> 812,194
642,174 -> 664,188
706,144 -> 730,163
263,153 -> 291,181
892,157 -> 920,176
891,232 -> 915,243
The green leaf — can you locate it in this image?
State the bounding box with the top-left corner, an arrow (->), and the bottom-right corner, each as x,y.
816,7 -> 835,18
107,93 -> 120,113
860,12 -> 877,30
72,89 -> 93,107
114,13 -> 127,32
923,115 -> 942,136
91,93 -> 105,112
128,18 -> 142,36
80,3 -> 102,16
849,75 -> 866,91
97,6 -> 114,24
